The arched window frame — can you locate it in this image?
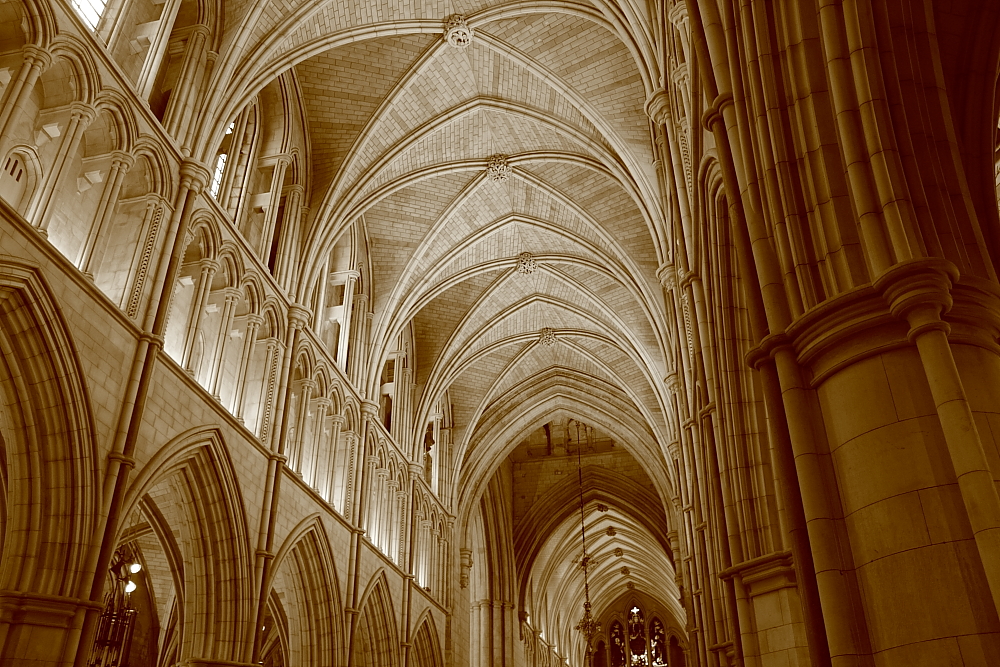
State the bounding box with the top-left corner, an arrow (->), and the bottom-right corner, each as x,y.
212,102 -> 259,224
0,147 -> 40,216
211,121 -> 236,198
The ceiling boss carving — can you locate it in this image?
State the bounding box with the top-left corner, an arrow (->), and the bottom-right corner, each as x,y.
486,154 -> 511,182
516,252 -> 537,275
444,14 -> 473,48
539,328 -> 556,346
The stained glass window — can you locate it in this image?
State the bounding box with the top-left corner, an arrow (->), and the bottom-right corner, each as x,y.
650,618 -> 667,666
610,621 -> 626,667
628,606 -> 647,666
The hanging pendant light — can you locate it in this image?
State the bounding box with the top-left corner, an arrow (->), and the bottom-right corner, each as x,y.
573,421 -> 601,645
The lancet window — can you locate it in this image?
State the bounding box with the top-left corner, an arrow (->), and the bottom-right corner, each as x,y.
650,618 -> 667,666
628,606 -> 647,666
610,621 -> 626,667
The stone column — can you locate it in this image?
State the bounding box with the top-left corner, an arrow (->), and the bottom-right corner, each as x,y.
207,288 -> 241,396
348,292 -> 369,388
393,363 -> 412,447
479,600 -> 491,667
134,0 -> 182,99
289,379 -> 316,473
180,259 -> 219,372
0,593 -> 101,667
230,314 -> 262,417
80,151 -> 134,275
33,102 -> 97,231
161,24 -> 210,145
0,45 -> 51,153
308,397 -> 331,489
274,184 -> 304,292
326,415 -> 344,507
384,477 -> 398,556
373,467 -> 389,553
258,154 -> 289,260
337,270 -> 360,369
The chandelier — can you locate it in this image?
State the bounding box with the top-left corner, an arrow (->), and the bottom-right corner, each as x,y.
89,543 -> 142,667
573,421 -> 601,644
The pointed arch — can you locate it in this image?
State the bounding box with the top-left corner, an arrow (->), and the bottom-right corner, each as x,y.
268,514 -> 346,667
410,612 -> 443,667
122,427 -> 253,663
131,137 -> 174,199
354,570 -> 400,667
0,260 -> 99,599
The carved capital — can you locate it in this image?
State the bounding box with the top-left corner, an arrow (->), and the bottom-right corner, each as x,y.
180,159 -> 213,194
21,44 -> 53,71
287,304 -> 311,329
657,262 -> 676,289
645,89 -> 671,125
874,257 -> 958,334
702,93 -> 733,132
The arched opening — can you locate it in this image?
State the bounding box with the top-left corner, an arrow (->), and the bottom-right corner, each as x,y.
0,148 -> 37,214
46,107 -> 120,264
92,153 -> 163,308
411,617 -> 443,667
237,307 -> 282,440
162,223 -> 213,364
354,575 -> 399,667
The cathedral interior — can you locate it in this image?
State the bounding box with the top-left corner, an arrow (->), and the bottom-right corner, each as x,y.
0,0 -> 999,665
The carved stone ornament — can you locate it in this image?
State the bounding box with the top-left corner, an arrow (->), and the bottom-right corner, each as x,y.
596,503 -> 609,512
539,327 -> 556,346
606,526 -> 617,537
516,252 -> 537,274
621,566 -> 630,576
487,154 -> 511,182
614,547 -> 624,557
627,581 -> 636,590
445,14 -> 473,48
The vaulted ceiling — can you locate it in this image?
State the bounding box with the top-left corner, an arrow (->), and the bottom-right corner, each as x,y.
213,0 -> 680,654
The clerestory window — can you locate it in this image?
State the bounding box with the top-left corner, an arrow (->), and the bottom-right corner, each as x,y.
210,122 -> 235,198
70,0 -> 107,30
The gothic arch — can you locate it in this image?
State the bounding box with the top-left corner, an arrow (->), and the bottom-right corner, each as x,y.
0,145 -> 41,215
354,570 -> 399,667
130,138 -> 174,199
268,514 -> 345,667
92,89 -> 138,153
0,261 -> 99,599
6,0 -> 56,48
410,612 -> 443,667
121,427 -> 253,663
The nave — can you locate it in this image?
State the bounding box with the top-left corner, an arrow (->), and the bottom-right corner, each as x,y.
0,0 -> 998,665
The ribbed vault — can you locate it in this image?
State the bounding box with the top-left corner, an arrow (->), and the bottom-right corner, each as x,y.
210,0 -> 680,657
